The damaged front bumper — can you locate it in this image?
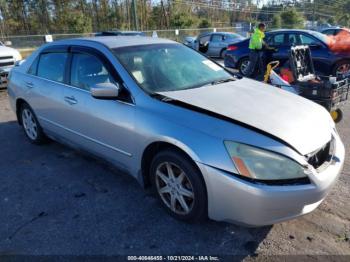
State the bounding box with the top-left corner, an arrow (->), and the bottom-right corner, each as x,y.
197,131 -> 345,227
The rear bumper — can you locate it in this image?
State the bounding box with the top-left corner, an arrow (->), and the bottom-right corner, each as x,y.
197,131 -> 345,226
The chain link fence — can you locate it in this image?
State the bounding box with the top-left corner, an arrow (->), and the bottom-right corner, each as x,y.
0,26 -> 249,58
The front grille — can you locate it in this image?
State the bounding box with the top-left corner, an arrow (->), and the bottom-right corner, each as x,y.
0,61 -> 14,67
0,56 -> 13,60
306,138 -> 334,169
0,56 -> 14,67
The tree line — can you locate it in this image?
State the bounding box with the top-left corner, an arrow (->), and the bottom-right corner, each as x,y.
0,1 -> 348,36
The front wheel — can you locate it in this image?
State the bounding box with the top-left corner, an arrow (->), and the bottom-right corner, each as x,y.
150,149 -> 207,222
20,103 -> 47,144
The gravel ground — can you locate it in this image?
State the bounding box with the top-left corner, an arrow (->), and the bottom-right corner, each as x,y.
0,89 -> 349,258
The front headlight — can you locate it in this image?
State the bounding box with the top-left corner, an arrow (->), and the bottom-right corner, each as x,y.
13,51 -> 22,61
224,141 -> 310,180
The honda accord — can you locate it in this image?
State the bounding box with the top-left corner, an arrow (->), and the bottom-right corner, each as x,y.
7,36 -> 345,226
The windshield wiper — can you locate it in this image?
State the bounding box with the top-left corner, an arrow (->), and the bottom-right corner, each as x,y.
211,78 -> 235,85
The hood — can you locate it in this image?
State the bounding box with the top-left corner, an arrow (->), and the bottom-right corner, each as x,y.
158,78 -> 333,155
0,46 -> 21,60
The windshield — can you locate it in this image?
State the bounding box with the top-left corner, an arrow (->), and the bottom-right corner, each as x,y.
113,44 -> 233,93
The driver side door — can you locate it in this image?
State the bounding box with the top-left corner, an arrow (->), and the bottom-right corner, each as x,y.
60,46 -> 135,170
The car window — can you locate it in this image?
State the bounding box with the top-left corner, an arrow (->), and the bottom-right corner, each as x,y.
199,35 -> 211,44
211,34 -> 223,42
70,53 -> 114,91
300,34 -> 321,45
225,34 -> 240,40
37,52 -> 68,83
287,34 -> 302,45
267,34 -> 285,46
27,56 -> 39,75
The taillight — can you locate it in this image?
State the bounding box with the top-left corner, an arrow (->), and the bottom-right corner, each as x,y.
227,45 -> 238,51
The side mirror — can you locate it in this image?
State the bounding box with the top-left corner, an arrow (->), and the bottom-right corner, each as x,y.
91,82 -> 120,100
4,41 -> 12,46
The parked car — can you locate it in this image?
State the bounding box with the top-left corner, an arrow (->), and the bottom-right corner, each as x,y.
95,31 -> 146,37
224,29 -> 350,76
321,27 -> 350,36
0,41 -> 22,88
193,32 -> 245,58
8,36 -> 344,226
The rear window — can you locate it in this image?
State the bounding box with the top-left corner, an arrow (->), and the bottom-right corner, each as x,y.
37,53 -> 68,83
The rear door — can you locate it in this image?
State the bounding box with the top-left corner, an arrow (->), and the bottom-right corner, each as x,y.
208,34 -> 225,56
60,46 -> 135,169
25,46 -> 70,137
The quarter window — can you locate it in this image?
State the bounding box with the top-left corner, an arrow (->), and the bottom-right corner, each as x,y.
37,52 -> 68,83
70,53 -> 114,91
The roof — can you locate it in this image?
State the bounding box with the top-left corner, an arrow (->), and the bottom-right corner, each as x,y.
198,31 -> 240,36
320,27 -> 342,30
56,36 -> 176,49
268,29 -> 317,34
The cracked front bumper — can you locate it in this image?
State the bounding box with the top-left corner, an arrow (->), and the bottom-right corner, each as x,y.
197,132 -> 345,226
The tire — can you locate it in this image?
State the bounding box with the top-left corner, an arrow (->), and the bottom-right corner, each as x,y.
19,103 -> 47,144
150,149 -> 207,222
238,57 -> 251,76
332,60 -> 350,76
331,109 -> 343,123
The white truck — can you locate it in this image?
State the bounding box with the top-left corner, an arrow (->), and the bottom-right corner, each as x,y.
0,41 -> 22,88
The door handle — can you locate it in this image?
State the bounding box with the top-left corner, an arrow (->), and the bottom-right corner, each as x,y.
64,96 -> 78,105
25,81 -> 34,88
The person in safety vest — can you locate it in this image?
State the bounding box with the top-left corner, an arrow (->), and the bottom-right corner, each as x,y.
245,23 -> 276,78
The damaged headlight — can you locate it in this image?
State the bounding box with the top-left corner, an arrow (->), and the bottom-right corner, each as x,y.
224,141 -> 310,180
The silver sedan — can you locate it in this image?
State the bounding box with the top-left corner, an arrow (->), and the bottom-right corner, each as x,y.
7,36 -> 345,226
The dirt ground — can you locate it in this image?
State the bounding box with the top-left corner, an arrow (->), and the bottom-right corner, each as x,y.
0,89 -> 349,258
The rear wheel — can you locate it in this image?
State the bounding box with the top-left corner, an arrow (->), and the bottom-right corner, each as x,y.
20,103 -> 46,144
238,57 -> 251,76
150,149 -> 207,222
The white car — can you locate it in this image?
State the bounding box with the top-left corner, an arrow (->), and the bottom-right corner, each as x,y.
0,41 -> 22,88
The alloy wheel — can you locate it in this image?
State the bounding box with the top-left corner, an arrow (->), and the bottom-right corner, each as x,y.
155,162 -> 195,215
22,108 -> 38,140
